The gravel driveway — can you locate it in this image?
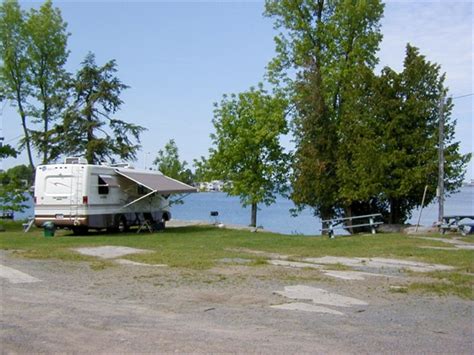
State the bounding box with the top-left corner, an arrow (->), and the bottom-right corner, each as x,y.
1,250 -> 472,354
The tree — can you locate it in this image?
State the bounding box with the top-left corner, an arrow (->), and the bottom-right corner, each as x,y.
0,164 -> 32,213
0,0 -> 34,170
0,144 -> 17,159
265,0 -> 385,222
61,52 -> 146,164
153,139 -> 193,184
373,45 -> 471,223
26,0 -> 70,164
206,86 -> 289,227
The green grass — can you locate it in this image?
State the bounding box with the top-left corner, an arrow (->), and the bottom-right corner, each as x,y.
1,221 -> 473,298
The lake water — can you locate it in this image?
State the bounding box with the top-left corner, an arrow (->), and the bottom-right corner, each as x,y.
15,187 -> 473,235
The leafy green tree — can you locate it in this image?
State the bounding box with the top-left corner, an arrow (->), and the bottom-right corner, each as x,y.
0,164 -> 32,213
206,85 -> 289,227
373,45 -> 471,223
0,144 -> 17,159
265,0 -> 385,222
0,0 -> 34,170
61,52 -> 146,164
153,139 -> 193,184
26,0 -> 70,164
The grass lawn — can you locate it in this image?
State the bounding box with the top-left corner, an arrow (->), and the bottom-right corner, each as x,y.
1,220 -> 473,299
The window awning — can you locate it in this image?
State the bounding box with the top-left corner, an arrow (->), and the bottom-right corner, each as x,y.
115,169 -> 197,194
99,174 -> 120,187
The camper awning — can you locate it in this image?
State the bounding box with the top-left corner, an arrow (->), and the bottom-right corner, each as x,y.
115,169 -> 197,194
99,174 -> 120,187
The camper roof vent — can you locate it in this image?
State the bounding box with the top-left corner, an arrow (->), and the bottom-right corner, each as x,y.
64,157 -> 88,165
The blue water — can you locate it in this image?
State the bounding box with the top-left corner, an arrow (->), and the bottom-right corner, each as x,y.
15,187 -> 474,235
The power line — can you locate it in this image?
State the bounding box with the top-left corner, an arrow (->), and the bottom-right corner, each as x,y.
451,93 -> 473,100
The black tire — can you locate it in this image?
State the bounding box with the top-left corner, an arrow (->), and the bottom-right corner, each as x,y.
72,226 -> 88,235
117,216 -> 128,233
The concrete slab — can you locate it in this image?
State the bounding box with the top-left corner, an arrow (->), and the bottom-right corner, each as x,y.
271,302 -> 345,315
323,271 -> 367,280
0,264 -> 41,284
418,246 -> 459,251
414,237 -> 474,250
303,256 -> 454,273
74,246 -> 152,259
115,259 -> 167,267
275,285 -> 368,308
268,260 -> 323,269
219,258 -> 252,264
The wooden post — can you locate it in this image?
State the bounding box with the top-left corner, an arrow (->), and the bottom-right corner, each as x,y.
415,185 -> 429,232
370,217 -> 376,234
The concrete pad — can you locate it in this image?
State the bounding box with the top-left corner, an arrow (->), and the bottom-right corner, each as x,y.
268,260 -> 323,269
454,245 -> 474,250
225,248 -> 288,260
323,270 -> 367,280
418,246 -> 459,251
275,285 -> 368,308
74,246 -> 152,259
0,265 -> 41,284
304,256 -> 363,267
414,237 -> 474,250
271,302 -> 345,315
115,259 -> 167,267
219,258 -> 252,264
303,256 -> 454,273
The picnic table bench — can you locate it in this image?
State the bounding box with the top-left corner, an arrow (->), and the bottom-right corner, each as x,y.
321,213 -> 384,239
438,215 -> 474,236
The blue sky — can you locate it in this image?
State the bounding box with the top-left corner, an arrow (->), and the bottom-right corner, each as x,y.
1,0 -> 473,179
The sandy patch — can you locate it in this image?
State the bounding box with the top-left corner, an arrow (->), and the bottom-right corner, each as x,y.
275,285 -> 368,307
74,246 -> 152,259
0,264 -> 41,284
271,302 -> 345,315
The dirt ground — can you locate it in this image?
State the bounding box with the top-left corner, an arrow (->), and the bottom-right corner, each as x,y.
1,250 -> 472,354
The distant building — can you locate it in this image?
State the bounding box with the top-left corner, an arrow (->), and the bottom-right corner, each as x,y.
195,180 -> 230,192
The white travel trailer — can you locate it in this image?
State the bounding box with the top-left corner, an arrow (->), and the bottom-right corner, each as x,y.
34,157 -> 196,233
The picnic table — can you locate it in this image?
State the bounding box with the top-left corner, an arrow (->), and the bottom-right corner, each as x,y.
439,215 -> 474,236
321,213 -> 384,239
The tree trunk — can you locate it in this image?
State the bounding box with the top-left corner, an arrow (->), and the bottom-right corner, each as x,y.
16,92 -> 35,172
250,203 -> 257,227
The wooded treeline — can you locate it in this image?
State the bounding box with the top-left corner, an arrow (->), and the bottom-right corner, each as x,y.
1,0 -> 470,228
0,0 -> 144,171
202,0 -> 470,227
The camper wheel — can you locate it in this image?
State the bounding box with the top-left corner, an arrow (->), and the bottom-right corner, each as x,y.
72,226 -> 88,235
117,215 -> 129,233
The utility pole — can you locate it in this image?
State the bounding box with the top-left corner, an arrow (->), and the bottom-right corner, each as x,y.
437,95 -> 445,224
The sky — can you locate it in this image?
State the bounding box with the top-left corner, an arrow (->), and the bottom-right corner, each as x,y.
1,0 -> 473,180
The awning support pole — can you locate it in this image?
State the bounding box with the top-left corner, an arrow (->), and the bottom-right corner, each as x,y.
162,193 -> 191,209
121,190 -> 157,209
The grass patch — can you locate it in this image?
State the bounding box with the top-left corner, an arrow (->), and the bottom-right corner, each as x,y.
1,223 -> 473,297
408,282 -> 473,300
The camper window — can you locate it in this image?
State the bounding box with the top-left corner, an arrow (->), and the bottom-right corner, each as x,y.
98,176 -> 109,195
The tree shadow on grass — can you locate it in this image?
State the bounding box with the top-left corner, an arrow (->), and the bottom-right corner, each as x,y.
61,225 -> 219,238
